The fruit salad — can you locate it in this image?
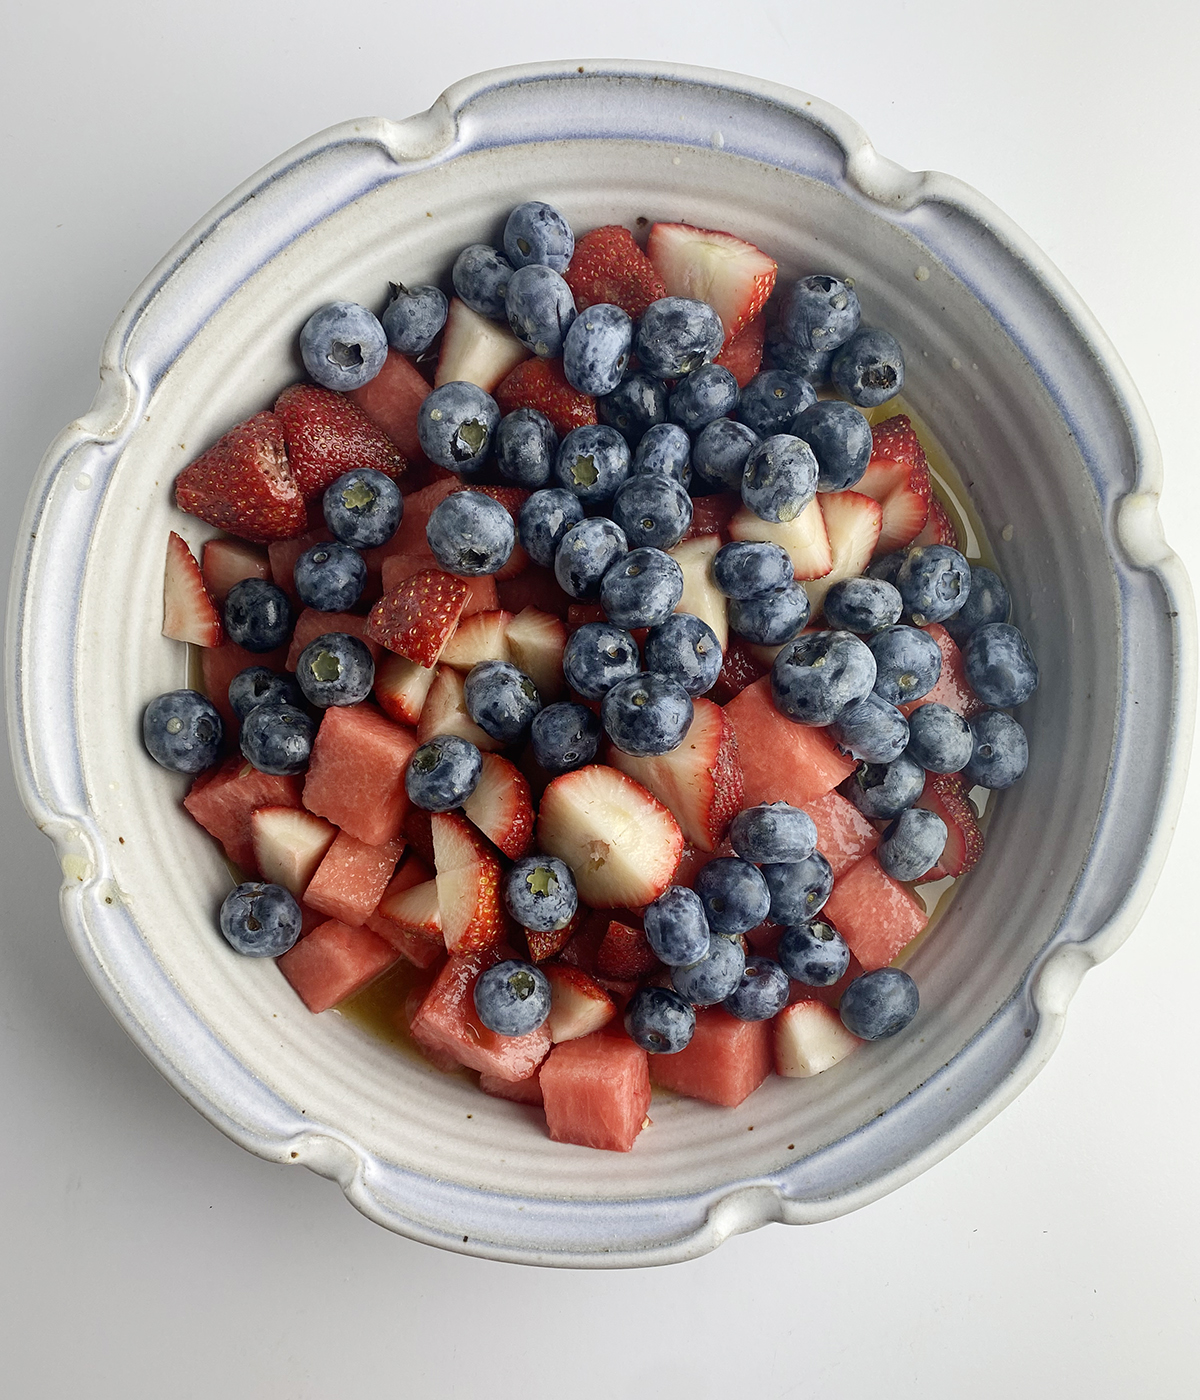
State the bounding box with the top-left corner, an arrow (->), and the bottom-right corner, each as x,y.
145,205 -> 1038,1153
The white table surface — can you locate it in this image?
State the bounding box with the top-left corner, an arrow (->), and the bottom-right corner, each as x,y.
3,3 -> 1197,1395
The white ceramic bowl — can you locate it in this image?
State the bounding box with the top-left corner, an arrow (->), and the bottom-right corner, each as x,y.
8,61 -> 1194,1267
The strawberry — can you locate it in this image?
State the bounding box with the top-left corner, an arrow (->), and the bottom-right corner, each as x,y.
162,531 -> 223,646
713,310 -> 766,386
728,498 -> 833,581
563,225 -> 667,320
803,490 -> 883,615
434,297 -> 530,391
774,1000 -> 860,1078
681,490 -> 741,543
669,534 -> 728,649
249,805 -> 337,898
175,411 -> 305,542
505,606 -> 567,701
855,415 -> 933,556
199,537 -> 270,607
462,752 -> 535,859
371,877 -> 444,966
708,637 -> 768,705
646,223 -> 777,341
373,651 -> 438,726
543,964 -> 616,1043
596,920 -> 661,979
495,358 -> 598,437
899,623 -> 985,720
524,911 -> 579,963
416,665 -> 504,752
365,569 -> 471,666
461,575 -> 499,618
273,383 -> 406,501
440,610 -> 515,671
912,495 -> 960,549
915,772 -> 984,881
431,811 -> 506,953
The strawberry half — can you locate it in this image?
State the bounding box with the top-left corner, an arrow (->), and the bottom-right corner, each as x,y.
803,490 -> 883,615
708,637 -> 768,705
175,411 -> 305,542
274,383 -> 406,500
857,415 -> 934,557
713,310 -> 766,386
912,495 -> 960,549
505,606 -> 567,702
525,908 -> 579,964
366,569 -> 471,667
596,921 -> 661,979
199,537 -> 270,607
563,225 -> 667,320
462,752 -> 535,859
915,772 -> 984,881
440,610 -> 515,671
681,490 -> 741,543
162,531 -> 223,646
431,811 -> 506,953
544,964 -> 616,1043
373,651 -> 438,726
495,358 -> 598,438
646,223 -> 777,341
434,297 -> 529,392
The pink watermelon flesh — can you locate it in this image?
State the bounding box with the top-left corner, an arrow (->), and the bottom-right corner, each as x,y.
803,790 -> 881,876
286,609 -> 382,671
303,831 -> 405,927
200,640 -> 290,734
479,1072 -> 545,1107
268,528 -> 333,608
183,757 -> 302,873
724,677 -> 855,807
344,347 -> 430,462
540,1033 -> 651,1152
822,854 -> 928,971
649,1006 -> 772,1107
277,918 -> 399,1013
303,702 -> 418,846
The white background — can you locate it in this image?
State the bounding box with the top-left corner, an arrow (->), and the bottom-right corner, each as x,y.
2,3 -> 1197,1396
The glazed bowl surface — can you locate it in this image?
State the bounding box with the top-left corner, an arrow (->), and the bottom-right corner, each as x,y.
8,60 -> 1193,1266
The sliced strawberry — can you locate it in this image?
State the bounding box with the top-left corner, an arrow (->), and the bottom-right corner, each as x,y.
713,310 -> 766,387
728,497 -> 833,581
345,347 -> 431,463
856,415 -> 933,556
431,811 -> 506,953
563,225 -> 667,320
162,531 -> 223,646
544,964 -> 615,1043
462,753 -> 535,859
912,495 -> 960,549
708,637 -> 768,705
366,569 -> 470,666
249,805 -> 337,899
899,623 -> 985,720
669,534 -> 728,649
525,910 -> 579,963
273,383 -> 406,501
415,665 -> 504,752
175,411 -> 305,543
774,1000 -> 860,1077
495,358 -> 598,438
596,921 -> 661,979
434,297 -> 530,391
504,607 -> 567,702
681,490 -> 741,543
803,490 -> 883,615
440,609 -> 515,671
915,772 -> 984,881
370,876 -> 444,967
646,223 -> 777,341
199,537 -> 270,607
373,651 -> 438,726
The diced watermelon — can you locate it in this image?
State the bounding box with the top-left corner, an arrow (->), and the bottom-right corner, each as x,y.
822,854 -> 928,971
277,918 -> 400,1013
495,564 -> 573,619
344,347 -> 431,462
267,528 -> 333,608
724,677 -> 856,807
302,702 -> 418,846
183,756 -> 303,873
286,609 -> 382,671
713,310 -> 766,387
303,831 -> 405,927
461,575 -> 499,618
199,639 -> 290,733
479,1072 -> 544,1107
649,1006 -> 772,1107
802,790 -> 881,876
200,537 -> 271,606
540,1033 -> 651,1152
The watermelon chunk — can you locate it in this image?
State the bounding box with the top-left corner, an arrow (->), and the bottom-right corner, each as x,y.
724,677 -> 856,807
802,790 -> 881,877
649,1006 -> 772,1107
479,1072 -> 544,1106
540,1033 -> 651,1152
199,639 -> 290,733
345,347 -> 431,462
183,756 -> 303,873
302,702 -> 418,847
303,831 -> 405,927
286,609 -> 382,672
822,854 -> 928,971
277,918 -> 400,1013
200,537 -> 271,606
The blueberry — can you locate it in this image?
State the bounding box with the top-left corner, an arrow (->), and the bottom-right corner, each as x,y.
643,613 -> 723,696
728,582 -> 811,646
294,633 -> 375,708
962,623 -> 1039,708
830,692 -> 909,763
554,425 -> 631,504
239,703 -> 316,776
143,689 -> 223,773
741,435 -> 819,523
822,577 -> 903,634
562,303 -> 633,396
452,244 -> 513,320
464,660 -> 541,743
764,331 -> 834,384
518,487 -> 585,568
635,297 -> 724,379
504,855 -> 578,931
736,370 -> 816,438
724,956 -> 790,1021
877,807 -> 948,882
945,565 -> 1011,645
777,920 -> 850,986
600,547 -> 685,629
596,372 -> 668,445
782,275 -> 862,353
219,882 -> 304,957
405,735 -> 483,811
505,263 -> 577,357
417,381 -> 500,472
299,301 -> 387,392
323,468 -> 403,549
426,490 -> 515,577
713,541 -> 794,600
895,545 -> 972,626
227,667 -> 300,722
643,886 -> 712,967
729,803 -> 818,864
671,933 -> 747,1006
963,710 -> 1029,789
562,621 -> 641,700
633,422 -> 692,486
830,327 -> 905,408
694,857 -> 771,935
503,201 -> 575,273
869,625 -> 943,705
669,363 -> 739,431
381,282 -> 448,355
762,853 -> 834,924
791,399 -> 873,492
771,631 -> 877,726
624,985 -> 696,1053
840,754 -> 926,820
905,702 -> 973,774
473,959 -> 552,1036
224,578 -> 292,653
553,517 -> 628,598
692,417 -> 760,491
293,541 -> 366,612
867,552 -> 906,586
839,968 -> 919,1039
495,408 -> 558,489
611,473 -> 693,550
601,672 -> 694,756
529,701 -> 602,775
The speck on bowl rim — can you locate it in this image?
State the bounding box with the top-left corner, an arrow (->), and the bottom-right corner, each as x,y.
6,60 -> 1194,1267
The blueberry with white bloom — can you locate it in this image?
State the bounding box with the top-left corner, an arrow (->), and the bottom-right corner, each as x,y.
782,275 -> 861,353
692,417 -> 759,491
869,625 -> 943,705
600,547 -> 685,630
765,331 -> 834,385
295,633 -> 375,708
554,517 -> 628,598
554,424 -> 631,504
228,667 -> 300,722
473,960 -> 552,1037
417,381 -> 500,472
741,435 -> 819,523
602,672 -> 693,757
224,578 -> 292,653
831,327 -> 905,408
518,487 -> 584,567
946,565 -> 1011,645
840,968 -> 919,1040
464,660 -> 541,744
643,886 -> 712,967
624,985 -> 697,1053
597,372 -> 668,445
822,576 -> 903,634
728,582 -> 811,646
299,301 -> 388,392
669,363 -> 739,431
962,623 -> 1039,708
895,545 -> 972,626
772,631 -> 877,726
724,956 -> 791,1022
219,882 -> 304,957
293,541 -> 366,612
143,690 -> 223,774
877,807 -> 948,882
644,613 -> 723,696
694,857 -> 771,936
405,736 -> 483,812
504,855 -> 578,931
562,303 -> 632,396
791,399 -> 873,492
713,541 -> 794,600
841,754 -> 926,820
529,702 -> 602,775
905,702 -> 973,774
778,920 -> 850,987
831,693 -> 909,764
323,468 -> 404,548
762,853 -> 835,925
635,297 -> 724,379
505,263 -> 577,357
729,803 -> 818,865
239,704 -> 315,776
381,282 -> 448,355
672,934 -> 747,1006
503,201 -> 575,273
633,422 -> 692,486
611,473 -> 693,550
736,370 -> 816,438
451,244 -> 513,320
495,408 -> 558,489
963,710 -> 1029,789
426,491 -> 515,577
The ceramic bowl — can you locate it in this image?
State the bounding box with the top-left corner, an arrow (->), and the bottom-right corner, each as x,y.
9,61 -> 1194,1267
